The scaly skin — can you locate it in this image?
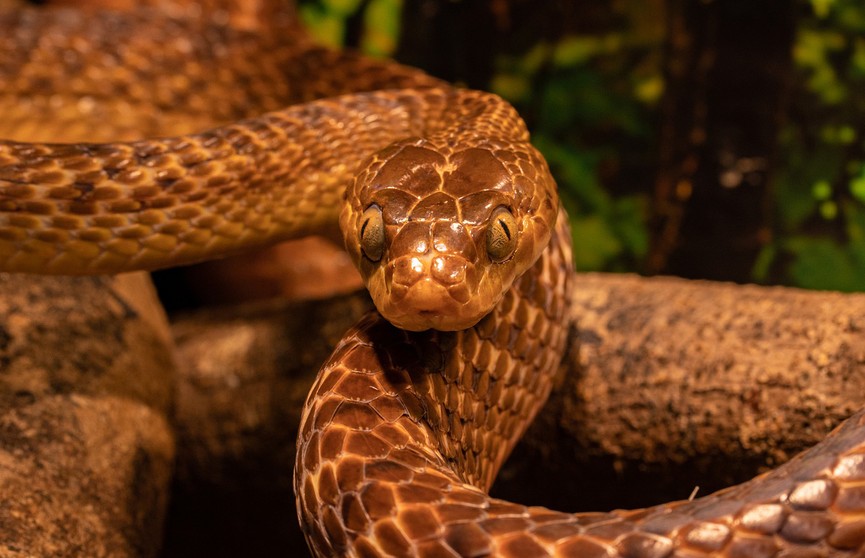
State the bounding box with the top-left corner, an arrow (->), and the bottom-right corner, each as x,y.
0,87 -> 528,273
0,4 -> 862,557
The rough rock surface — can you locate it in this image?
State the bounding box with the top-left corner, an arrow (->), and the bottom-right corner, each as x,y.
0,273 -> 176,558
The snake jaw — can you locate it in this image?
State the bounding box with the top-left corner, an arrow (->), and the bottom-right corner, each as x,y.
381,277 -> 463,332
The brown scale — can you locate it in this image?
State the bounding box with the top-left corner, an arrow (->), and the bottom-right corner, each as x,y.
0,3 -> 864,558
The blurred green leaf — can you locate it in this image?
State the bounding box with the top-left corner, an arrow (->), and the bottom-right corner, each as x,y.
610,196 -> 649,258
533,134 -> 608,212
819,200 -> 838,219
517,42 -> 553,75
836,3 -> 865,32
845,202 -> 865,240
553,35 -> 621,67
362,0 -> 402,57
820,124 -> 857,144
633,75 -> 664,105
811,0 -> 837,18
774,124 -> 844,230
752,245 -> 777,282
795,28 -> 848,104
490,74 -> 532,104
570,216 -> 622,270
322,0 -> 363,16
299,4 -> 345,47
812,179 -> 832,199
850,173 -> 865,201
785,237 -> 864,291
853,39 -> 865,77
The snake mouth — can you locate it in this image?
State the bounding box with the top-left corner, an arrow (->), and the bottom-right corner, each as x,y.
388,311 -> 472,332
379,278 -> 476,331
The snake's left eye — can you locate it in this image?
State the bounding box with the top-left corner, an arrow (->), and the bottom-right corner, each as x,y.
360,204 -> 385,262
486,206 -> 518,262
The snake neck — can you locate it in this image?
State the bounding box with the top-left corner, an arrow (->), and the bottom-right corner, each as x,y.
295,207 -> 575,554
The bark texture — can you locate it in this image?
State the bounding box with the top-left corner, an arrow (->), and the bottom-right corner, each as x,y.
0,273 -> 176,558
159,273 -> 865,556
497,273 -> 865,510
2,272 -> 862,557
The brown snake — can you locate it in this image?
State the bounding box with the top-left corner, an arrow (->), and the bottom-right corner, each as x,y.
0,2 -> 864,557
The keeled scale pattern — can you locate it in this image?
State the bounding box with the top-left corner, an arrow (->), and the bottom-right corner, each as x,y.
0,7 -> 444,142
298,211 -> 865,558
296,210 -> 578,556
338,120 -> 559,331
0,4 -> 862,557
0,87 -> 521,273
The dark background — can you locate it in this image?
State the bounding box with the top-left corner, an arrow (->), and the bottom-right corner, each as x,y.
299,0 -> 865,292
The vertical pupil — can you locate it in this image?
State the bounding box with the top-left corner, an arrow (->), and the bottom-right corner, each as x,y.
361,219 -> 369,238
498,219 -> 510,240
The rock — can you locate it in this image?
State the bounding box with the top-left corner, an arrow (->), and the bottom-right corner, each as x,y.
0,273 -> 176,558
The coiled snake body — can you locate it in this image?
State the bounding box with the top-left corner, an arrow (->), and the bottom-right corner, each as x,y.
0,3 -> 864,557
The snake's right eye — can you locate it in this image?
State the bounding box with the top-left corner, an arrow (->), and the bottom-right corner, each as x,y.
486,206 -> 518,262
360,204 -> 385,262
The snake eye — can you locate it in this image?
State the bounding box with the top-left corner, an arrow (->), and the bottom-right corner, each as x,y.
486,206 -> 518,262
360,204 -> 385,262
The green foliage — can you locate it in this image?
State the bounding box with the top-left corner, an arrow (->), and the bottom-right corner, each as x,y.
778,221 -> 865,291
298,0 -> 402,55
811,0 -> 837,19
851,166 -> 865,201
298,1 -> 353,47
297,1 -> 865,289
490,3 -> 664,271
532,134 -> 649,271
299,1 -> 661,273
361,0 -> 402,56
759,0 -> 865,291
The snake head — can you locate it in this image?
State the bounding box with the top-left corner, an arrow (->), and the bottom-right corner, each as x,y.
340,137 -> 558,332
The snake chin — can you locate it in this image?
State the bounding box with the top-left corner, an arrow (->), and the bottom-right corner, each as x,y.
371,279 -> 490,332
386,313 -> 473,333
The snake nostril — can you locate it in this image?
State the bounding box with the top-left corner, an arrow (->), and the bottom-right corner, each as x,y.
393,256 -> 426,286
431,256 -> 465,286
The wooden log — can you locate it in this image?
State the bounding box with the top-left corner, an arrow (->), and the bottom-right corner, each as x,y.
496,273 -> 865,511
162,273 -> 865,555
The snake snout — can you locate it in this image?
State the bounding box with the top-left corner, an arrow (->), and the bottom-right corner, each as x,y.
381,253 -> 481,331
386,277 -> 463,331
402,278 -> 459,312
392,253 -> 474,297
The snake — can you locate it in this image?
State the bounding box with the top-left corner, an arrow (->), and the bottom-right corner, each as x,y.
0,2 -> 864,557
